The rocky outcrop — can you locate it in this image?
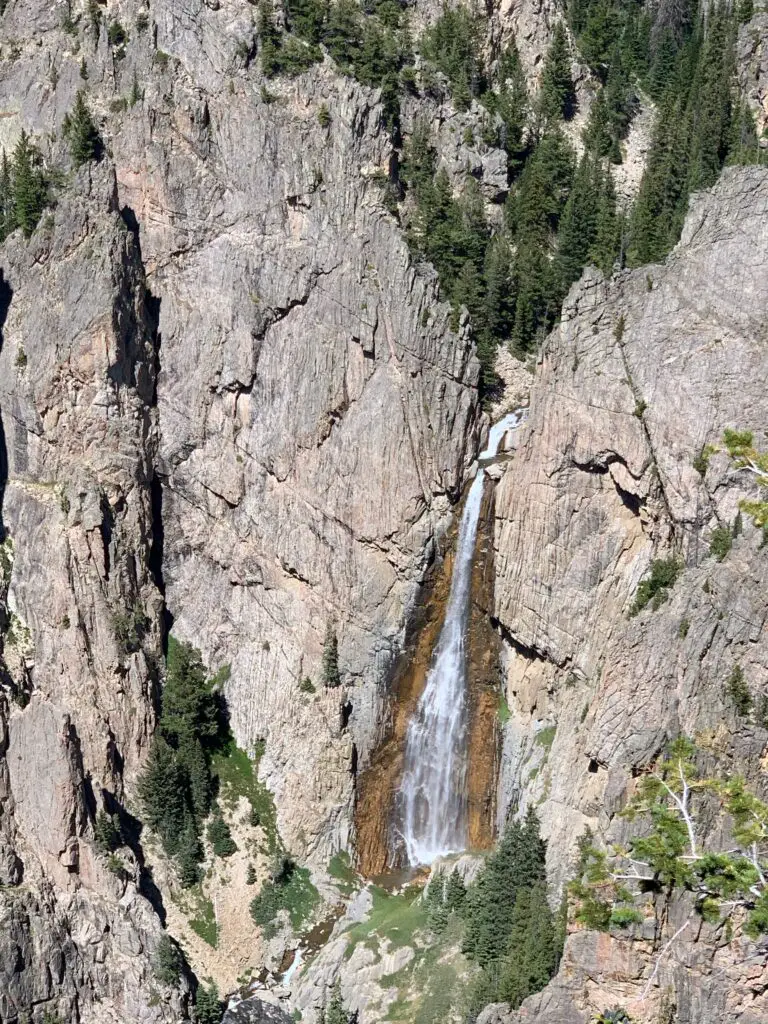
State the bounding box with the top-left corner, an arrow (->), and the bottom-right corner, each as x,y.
0,0 -> 482,1006
0,164 -> 188,1021
223,997 -> 294,1024
489,166 -> 768,1021
739,12 -> 768,144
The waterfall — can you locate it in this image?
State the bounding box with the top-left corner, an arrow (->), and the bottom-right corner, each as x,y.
394,410 -> 524,866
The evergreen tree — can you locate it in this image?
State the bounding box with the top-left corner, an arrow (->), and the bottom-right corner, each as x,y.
553,153 -> 601,294
323,982 -> 350,1024
207,811 -> 237,858
497,882 -> 557,1008
588,164 -> 621,275
539,22 -> 576,121
195,980 -> 223,1024
322,623 -> 342,688
12,130 -> 46,238
492,41 -> 530,178
136,736 -> 190,855
153,934 -> 184,986
0,150 -> 14,241
420,4 -> 484,111
180,736 -> 213,822
63,90 -> 102,166
686,6 -> 735,193
463,807 -> 548,966
177,819 -> 202,888
258,0 -> 284,78
162,637 -> 222,748
94,810 -> 121,853
727,101 -> 764,166
445,867 -> 467,911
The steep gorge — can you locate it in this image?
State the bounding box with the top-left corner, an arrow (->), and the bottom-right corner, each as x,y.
0,0 -> 767,1022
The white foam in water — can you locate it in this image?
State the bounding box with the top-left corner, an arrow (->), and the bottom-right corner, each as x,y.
394,410 -> 524,866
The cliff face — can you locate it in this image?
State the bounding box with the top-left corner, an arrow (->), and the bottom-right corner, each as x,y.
0,0 -> 483,1016
1,0 -> 767,1019
490,166 -> 768,1023
0,165 -> 187,1022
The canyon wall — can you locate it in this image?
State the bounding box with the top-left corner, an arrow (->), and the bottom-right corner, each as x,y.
489,165 -> 768,1022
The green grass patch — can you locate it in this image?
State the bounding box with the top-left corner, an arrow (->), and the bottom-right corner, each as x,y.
535,725 -> 556,750
250,865 -> 320,932
211,739 -> 278,851
381,915 -> 473,1023
497,695 -> 510,726
329,852 -> 358,895
187,891 -> 218,947
344,885 -> 429,959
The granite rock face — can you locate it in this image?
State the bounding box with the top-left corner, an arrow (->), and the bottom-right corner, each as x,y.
491,167 -> 768,1022
0,0 -> 482,1013
0,165 -> 188,1021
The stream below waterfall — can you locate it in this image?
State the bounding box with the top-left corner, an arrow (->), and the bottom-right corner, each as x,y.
393,410 -> 525,866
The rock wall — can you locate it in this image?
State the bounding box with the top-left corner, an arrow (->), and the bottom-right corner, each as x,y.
489,166 -> 768,1022
0,165 -> 188,1022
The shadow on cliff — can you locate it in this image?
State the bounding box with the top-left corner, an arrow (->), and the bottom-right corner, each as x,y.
121,204 -> 173,648
0,269 -> 13,541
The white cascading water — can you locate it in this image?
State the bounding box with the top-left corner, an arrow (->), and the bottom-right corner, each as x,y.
394,410 -> 524,866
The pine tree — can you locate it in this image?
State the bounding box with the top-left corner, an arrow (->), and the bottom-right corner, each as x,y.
153,934 -> 184,986
445,867 -> 467,911
136,736 -> 189,854
553,153 -> 600,295
490,42 -> 529,178
588,163 -> 620,275
323,982 -> 350,1024
181,736 -> 213,821
258,0 -> 284,77
463,808 -> 548,966
497,881 -> 557,1008
539,22 -> 576,122
63,90 -> 102,166
12,130 -> 46,238
195,980 -> 222,1024
177,818 -> 202,887
322,623 -> 341,688
0,150 -> 13,242
162,637 -> 222,747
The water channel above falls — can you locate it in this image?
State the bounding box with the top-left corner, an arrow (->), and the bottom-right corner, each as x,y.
391,410 -> 525,867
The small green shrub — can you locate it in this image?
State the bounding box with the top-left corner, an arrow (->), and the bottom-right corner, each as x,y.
207,814 -> 237,858
107,21 -> 128,47
693,444 -> 716,477
94,811 -> 121,853
15,346 -> 27,368
250,861 -> 318,930
756,694 -> 768,730
153,934 -> 183,986
630,558 -> 682,616
317,103 -> 331,127
609,905 -> 643,928
299,676 -> 315,694
246,863 -> 257,885
614,314 -> 625,342
633,399 -> 647,418
678,618 -> 690,639
725,664 -> 752,715
709,526 -> 732,562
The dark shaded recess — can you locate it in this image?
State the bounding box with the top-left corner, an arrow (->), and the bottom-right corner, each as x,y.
121,205 -> 172,646
101,786 -> 167,923
573,452 -> 643,516
350,743 -> 358,780
340,699 -> 353,732
0,270 -> 13,540
99,492 -> 114,579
